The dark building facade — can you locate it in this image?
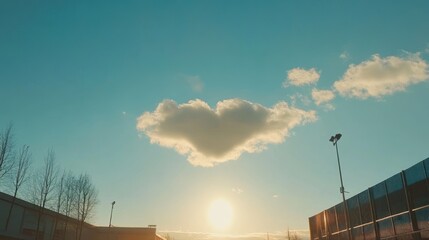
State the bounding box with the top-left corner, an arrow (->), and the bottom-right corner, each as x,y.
0,191 -> 164,240
309,157 -> 429,240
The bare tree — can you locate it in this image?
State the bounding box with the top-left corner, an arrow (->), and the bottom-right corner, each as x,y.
52,170 -> 67,238
62,172 -> 77,240
55,170 -> 67,213
34,149 -> 58,240
5,145 -> 31,230
75,173 -> 98,240
0,125 -> 15,185
287,230 -> 301,240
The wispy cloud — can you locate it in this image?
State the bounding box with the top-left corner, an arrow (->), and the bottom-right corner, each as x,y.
185,75 -> 204,92
283,68 -> 320,87
311,89 -> 335,111
159,230 -> 310,240
272,194 -> 279,198
334,53 -> 429,99
137,99 -> 317,167
289,93 -> 311,106
289,93 -> 311,107
339,51 -> 350,61
232,187 -> 243,194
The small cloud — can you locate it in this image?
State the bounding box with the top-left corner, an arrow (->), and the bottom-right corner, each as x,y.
137,99 -> 317,167
334,53 -> 429,99
272,194 -> 278,198
311,89 -> 335,106
339,51 -> 350,61
322,104 -> 335,111
185,75 -> 204,92
311,89 -> 336,111
289,93 -> 311,107
283,68 -> 320,87
232,187 -> 243,194
122,111 -> 127,115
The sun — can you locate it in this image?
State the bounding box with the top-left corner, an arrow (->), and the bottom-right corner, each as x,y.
208,199 -> 233,231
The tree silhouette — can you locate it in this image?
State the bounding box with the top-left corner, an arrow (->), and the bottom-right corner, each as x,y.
75,173 -> 98,240
5,145 -> 31,230
62,172 -> 77,240
53,170 -> 67,238
34,149 -> 58,240
287,229 -> 301,240
0,125 -> 14,185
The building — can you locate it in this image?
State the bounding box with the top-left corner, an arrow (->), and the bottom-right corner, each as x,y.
0,191 -> 165,240
309,157 -> 429,240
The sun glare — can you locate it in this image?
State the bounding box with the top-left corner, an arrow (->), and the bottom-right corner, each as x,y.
208,199 -> 233,231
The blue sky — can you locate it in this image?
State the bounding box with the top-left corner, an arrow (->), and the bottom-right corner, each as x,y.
1,0 -> 429,238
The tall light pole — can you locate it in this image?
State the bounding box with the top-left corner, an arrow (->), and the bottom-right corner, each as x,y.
109,201 -> 116,228
329,133 -> 352,240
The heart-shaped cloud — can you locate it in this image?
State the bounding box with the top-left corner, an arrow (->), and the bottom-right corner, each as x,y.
137,99 -> 316,167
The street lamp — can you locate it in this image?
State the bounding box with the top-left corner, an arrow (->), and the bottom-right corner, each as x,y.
329,133 -> 352,240
109,201 -> 116,228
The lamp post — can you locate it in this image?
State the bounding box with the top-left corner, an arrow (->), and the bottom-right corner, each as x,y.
329,133 -> 352,240
109,201 -> 116,228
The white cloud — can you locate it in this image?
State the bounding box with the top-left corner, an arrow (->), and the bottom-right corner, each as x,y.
272,194 -> 278,198
334,53 -> 429,99
339,51 -> 350,61
137,99 -> 317,167
186,75 -> 204,92
311,89 -> 335,106
289,93 -> 311,107
322,104 -> 335,111
283,68 -> 320,87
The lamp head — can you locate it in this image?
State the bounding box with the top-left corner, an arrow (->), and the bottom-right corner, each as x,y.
112,201 -> 116,205
335,133 -> 342,141
329,133 -> 342,145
